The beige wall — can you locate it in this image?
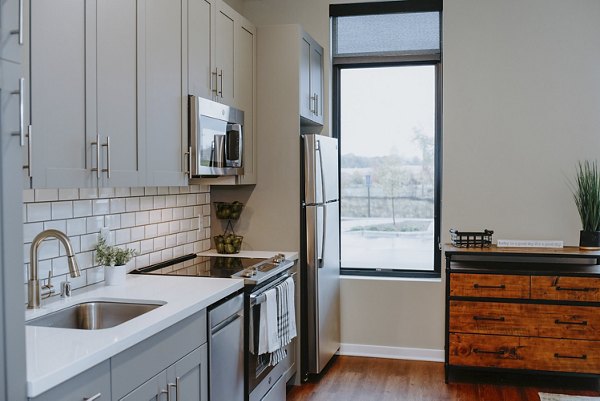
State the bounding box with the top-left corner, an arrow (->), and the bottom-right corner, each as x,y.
238,0 -> 600,352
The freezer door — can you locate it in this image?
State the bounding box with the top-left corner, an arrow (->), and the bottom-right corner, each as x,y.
303,134 -> 339,205
305,201 -> 340,374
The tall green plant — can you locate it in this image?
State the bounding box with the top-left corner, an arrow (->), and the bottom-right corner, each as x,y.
572,161 -> 600,232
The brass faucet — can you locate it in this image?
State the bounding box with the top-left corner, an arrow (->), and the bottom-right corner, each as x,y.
28,229 -> 80,309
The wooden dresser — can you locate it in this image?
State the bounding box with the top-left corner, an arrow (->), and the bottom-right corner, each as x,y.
445,245 -> 600,383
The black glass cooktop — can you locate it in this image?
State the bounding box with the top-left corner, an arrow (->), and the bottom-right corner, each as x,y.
131,254 -> 267,279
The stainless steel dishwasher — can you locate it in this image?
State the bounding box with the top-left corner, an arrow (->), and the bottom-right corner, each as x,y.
208,292 -> 244,401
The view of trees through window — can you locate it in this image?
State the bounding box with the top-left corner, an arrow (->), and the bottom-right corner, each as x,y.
340,65 -> 436,271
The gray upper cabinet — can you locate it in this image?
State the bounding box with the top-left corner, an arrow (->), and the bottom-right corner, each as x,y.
27,0 -> 185,188
188,0 -> 215,100
140,0 -> 186,186
215,1 -> 235,105
0,0 -> 23,63
299,31 -> 324,126
29,0 -> 93,189
94,0 -> 143,187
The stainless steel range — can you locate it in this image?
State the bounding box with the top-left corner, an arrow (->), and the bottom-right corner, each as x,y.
131,253 -> 297,401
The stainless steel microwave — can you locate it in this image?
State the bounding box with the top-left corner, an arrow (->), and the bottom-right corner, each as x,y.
188,95 -> 244,177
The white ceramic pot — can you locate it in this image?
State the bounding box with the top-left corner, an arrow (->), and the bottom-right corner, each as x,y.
104,264 -> 126,286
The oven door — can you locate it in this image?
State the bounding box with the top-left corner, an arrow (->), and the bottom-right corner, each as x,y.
247,272 -> 296,396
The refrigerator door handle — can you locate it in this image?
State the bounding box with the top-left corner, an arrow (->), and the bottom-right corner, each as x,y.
318,204 -> 326,268
316,139 -> 327,203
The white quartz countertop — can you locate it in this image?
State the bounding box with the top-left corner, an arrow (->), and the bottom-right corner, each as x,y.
25,274 -> 243,397
198,249 -> 299,261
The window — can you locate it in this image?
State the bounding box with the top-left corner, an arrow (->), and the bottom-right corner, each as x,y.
331,0 -> 442,278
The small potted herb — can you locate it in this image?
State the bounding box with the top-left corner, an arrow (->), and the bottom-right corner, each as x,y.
95,234 -> 137,285
571,160 -> 600,249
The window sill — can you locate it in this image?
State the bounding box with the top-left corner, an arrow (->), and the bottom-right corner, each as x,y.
341,275 -> 442,283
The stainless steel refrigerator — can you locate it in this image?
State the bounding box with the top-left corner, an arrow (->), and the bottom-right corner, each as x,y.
301,134 -> 341,377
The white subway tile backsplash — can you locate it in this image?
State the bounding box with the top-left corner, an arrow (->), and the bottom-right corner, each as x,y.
93,199 -> 110,215
24,222 -> 44,243
126,197 -> 140,212
51,201 -> 73,220
98,188 -> 115,198
73,200 -> 93,218
130,187 -> 145,196
131,226 -> 145,241
59,188 -> 79,201
121,212 -> 136,228
115,187 -> 131,198
79,188 -> 99,199
135,211 -> 150,226
140,197 -> 154,211
22,185 -> 210,302
115,228 -> 131,245
35,189 -> 59,202
86,216 -> 105,234
80,233 -> 98,252
27,203 -> 51,222
23,189 -> 35,203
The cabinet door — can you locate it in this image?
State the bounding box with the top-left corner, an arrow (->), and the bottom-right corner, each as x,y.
168,344 -> 208,401
139,0 -> 186,186
96,0 -> 142,187
0,0 -> 22,63
309,42 -> 324,125
188,0 -> 215,100
215,1 -> 234,105
30,0 -> 94,188
299,35 -> 312,120
234,19 -> 256,185
120,370 -> 166,401
29,360 -> 110,401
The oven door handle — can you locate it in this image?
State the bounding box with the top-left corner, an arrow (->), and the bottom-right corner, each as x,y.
250,272 -> 297,306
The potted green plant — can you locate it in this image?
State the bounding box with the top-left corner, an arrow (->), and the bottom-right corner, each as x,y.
95,234 -> 137,285
571,160 -> 600,250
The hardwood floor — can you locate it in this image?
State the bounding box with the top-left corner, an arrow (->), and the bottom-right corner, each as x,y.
286,356 -> 600,401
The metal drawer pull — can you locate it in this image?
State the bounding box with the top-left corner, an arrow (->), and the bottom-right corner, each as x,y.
10,77 -> 24,146
83,393 -> 101,401
556,286 -> 593,292
102,136 -> 111,178
554,353 -> 587,360
9,0 -> 23,45
473,316 -> 505,322
473,348 -> 506,355
555,319 -> 588,326
473,284 -> 506,289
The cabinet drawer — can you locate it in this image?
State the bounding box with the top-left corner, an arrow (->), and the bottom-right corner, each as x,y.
450,273 -> 530,299
449,333 -> 600,374
531,276 -> 600,302
450,301 -> 600,340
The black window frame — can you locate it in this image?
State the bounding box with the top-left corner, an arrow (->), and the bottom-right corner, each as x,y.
332,0 -> 443,279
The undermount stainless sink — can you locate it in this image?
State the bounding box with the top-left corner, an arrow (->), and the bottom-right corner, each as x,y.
26,300 -> 165,330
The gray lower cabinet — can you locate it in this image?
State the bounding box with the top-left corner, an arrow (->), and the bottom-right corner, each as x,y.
121,344 -> 208,401
28,360 -> 110,401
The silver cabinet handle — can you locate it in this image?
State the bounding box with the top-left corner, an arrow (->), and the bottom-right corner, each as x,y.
83,393 -> 102,401
315,93 -> 319,116
184,146 -> 192,178
102,136 -> 111,178
161,386 -> 172,401
218,69 -> 223,98
211,68 -> 218,96
10,78 -> 24,146
167,380 -> 178,401
9,0 -> 23,45
23,124 -> 32,177
309,94 -> 315,114
176,377 -> 181,401
91,134 -> 100,179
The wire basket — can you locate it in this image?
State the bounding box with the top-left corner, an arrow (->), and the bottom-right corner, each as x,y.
450,229 -> 494,248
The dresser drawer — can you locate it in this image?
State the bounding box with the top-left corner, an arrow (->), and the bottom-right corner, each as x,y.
531,276 -> 600,302
450,301 -> 600,340
450,273 -> 530,299
449,333 -> 600,374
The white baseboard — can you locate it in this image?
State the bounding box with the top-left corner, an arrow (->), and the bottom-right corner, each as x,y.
339,343 -> 444,362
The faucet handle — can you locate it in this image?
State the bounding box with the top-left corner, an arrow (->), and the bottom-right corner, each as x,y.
60,279 -> 72,298
41,271 -> 55,299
